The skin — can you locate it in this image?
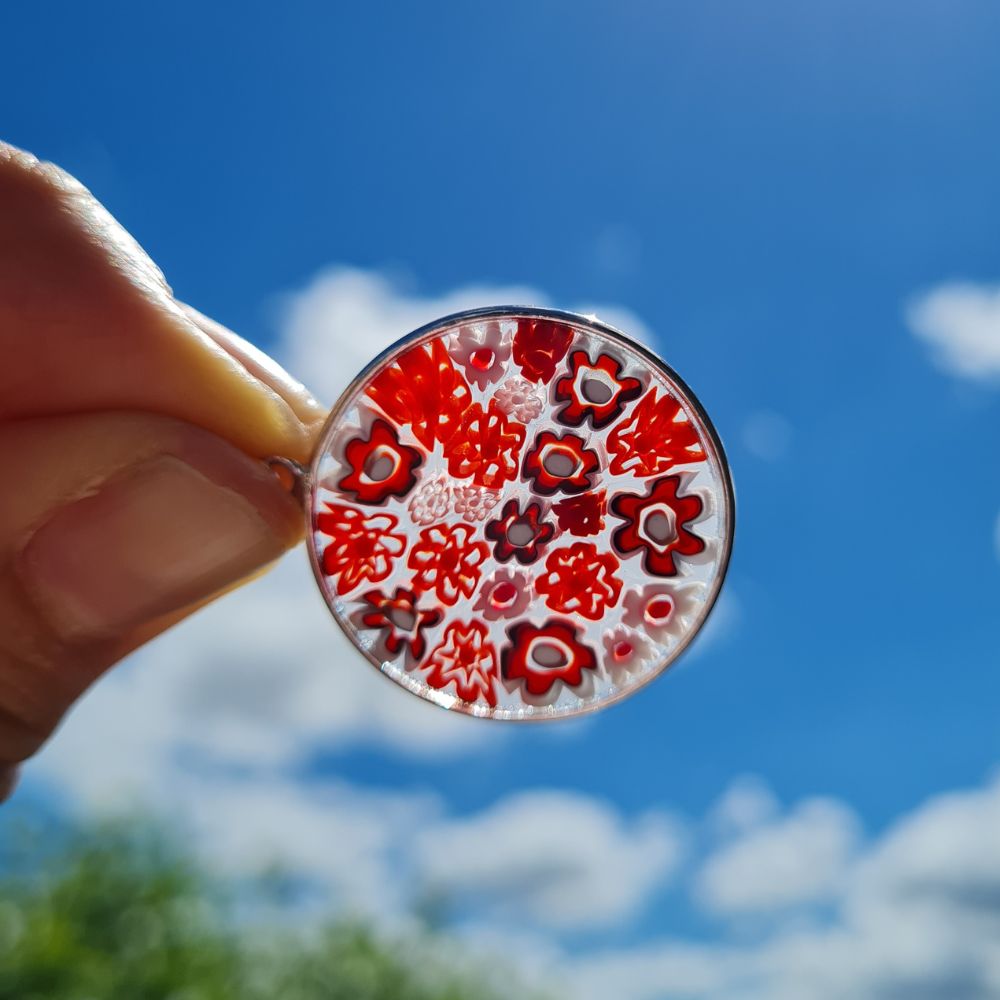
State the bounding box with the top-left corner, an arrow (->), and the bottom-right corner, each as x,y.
0,142 -> 328,801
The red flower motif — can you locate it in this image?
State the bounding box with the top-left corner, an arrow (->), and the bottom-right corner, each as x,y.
501,619 -> 597,697
316,503 -> 406,595
610,475 -> 706,576
554,351 -> 642,429
337,419 -> 422,505
485,499 -> 555,565
407,523 -> 489,606
522,430 -> 600,496
552,491 -> 607,537
442,402 -> 526,489
606,389 -> 706,477
511,317 -> 574,383
365,337 -> 473,450
535,542 -> 623,621
359,586 -> 442,660
423,620 -> 499,707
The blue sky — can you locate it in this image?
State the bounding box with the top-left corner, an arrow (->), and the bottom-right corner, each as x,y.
5,2 -> 1000,996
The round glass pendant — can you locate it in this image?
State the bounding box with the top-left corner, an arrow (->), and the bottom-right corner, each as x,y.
305,307 -> 734,720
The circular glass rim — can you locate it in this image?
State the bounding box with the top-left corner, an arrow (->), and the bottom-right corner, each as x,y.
305,305 -> 737,722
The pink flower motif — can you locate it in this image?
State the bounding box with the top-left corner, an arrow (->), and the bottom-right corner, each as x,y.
473,568 -> 533,622
494,377 -> 545,423
408,474 -> 452,526
622,583 -> 704,642
601,626 -> 654,676
451,320 -> 511,389
423,620 -> 499,707
453,484 -> 502,523
408,523 -> 489,606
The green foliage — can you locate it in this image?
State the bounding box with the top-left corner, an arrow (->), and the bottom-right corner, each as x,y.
0,818 -> 548,1000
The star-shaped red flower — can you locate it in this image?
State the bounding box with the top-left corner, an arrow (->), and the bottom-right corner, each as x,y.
359,586 -> 442,660
423,619 -> 498,707
511,317 -> 574,383
606,389 -> 706,477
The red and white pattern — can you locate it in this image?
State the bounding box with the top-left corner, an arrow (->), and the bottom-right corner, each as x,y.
310,311 -> 732,719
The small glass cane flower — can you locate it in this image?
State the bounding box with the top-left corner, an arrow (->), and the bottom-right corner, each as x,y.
622,583 -> 704,642
607,389 -> 706,477
316,503 -> 406,596
453,484 -> 502,523
451,320 -> 511,389
602,626 -> 653,676
494,377 -> 545,423
554,350 -> 642,429
485,499 -> 555,565
522,430 -> 600,496
408,474 -> 452,526
610,475 -> 706,576
502,618 -> 598,697
423,620 -> 499,707
337,419 -> 422,505
512,317 -> 574,383
365,336 -> 474,450
359,586 -> 443,661
552,490 -> 607,537
535,542 -> 623,621
473,568 -> 533,622
408,523 -> 489,606
443,402 -> 526,489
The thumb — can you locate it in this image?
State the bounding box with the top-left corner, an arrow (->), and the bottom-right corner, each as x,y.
0,412 -> 305,798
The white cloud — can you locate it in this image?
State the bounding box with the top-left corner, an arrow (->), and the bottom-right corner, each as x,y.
414,789 -> 684,931
556,774 -> 1000,1000
708,774 -> 781,836
276,265 -> 652,406
907,281 -> 1000,380
696,795 -> 861,915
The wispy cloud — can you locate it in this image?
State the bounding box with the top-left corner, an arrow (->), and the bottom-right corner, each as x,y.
907,281 -> 1000,381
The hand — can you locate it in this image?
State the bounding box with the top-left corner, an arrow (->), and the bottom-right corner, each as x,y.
0,143 -> 326,802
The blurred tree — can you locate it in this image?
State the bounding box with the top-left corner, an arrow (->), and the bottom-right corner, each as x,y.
0,819 -> 549,1000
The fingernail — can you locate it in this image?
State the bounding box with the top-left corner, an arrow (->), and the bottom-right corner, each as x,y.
19,454 -> 296,641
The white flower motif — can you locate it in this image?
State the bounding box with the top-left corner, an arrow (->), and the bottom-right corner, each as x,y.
451,320 -> 511,389
622,582 -> 704,643
453,484 -> 501,522
473,568 -> 532,622
407,473 -> 452,525
601,626 -> 654,676
494,377 -> 544,423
